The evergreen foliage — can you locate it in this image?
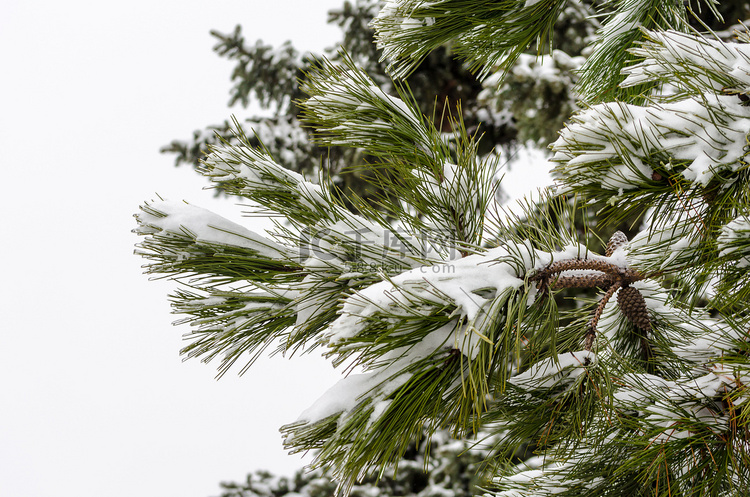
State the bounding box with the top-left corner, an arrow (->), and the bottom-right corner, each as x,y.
215,430 -> 492,497
160,0 -> 596,203
137,1 -> 750,495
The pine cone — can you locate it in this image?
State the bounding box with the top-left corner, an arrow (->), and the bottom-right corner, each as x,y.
543,258 -> 620,275
606,231 -> 628,257
553,273 -> 618,289
617,286 -> 650,330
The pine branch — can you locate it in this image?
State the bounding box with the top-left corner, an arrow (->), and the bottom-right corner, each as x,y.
371,0 -> 567,80
133,200 -> 298,285
173,288 -> 295,377
211,25 -> 305,111
301,52 -> 501,249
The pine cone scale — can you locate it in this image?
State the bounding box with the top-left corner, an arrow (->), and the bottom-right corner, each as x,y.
606,231 -> 628,257
617,286 -> 650,330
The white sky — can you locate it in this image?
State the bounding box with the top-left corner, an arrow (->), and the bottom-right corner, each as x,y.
1,2 -> 345,496
0,2 -> 553,496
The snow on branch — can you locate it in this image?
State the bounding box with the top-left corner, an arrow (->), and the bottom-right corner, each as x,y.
281,229 -> 682,493
371,0 -> 567,80
200,136 -> 338,226
574,0 -> 693,102
173,289 -> 295,377
613,364 -> 745,445
508,350 -> 596,391
552,93 -> 750,191
302,53 -> 501,250
326,244 -> 533,359
622,29 -> 750,95
715,214 -> 750,301
493,459 -> 577,497
134,200 -> 295,283
302,52 -> 436,162
135,200 -> 288,257
718,215 -> 750,265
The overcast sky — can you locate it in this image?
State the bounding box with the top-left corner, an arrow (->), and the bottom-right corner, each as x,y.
1,2 -> 346,496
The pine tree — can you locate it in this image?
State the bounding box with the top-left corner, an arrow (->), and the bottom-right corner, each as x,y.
160,0 -> 596,205
215,429 -> 492,497
136,1 -> 750,495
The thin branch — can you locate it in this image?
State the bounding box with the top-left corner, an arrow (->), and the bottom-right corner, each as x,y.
585,279 -> 623,351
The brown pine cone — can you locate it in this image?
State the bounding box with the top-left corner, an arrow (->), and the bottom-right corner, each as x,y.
617,286 -> 650,330
606,231 -> 628,257
540,258 -> 621,277
552,273 -> 618,289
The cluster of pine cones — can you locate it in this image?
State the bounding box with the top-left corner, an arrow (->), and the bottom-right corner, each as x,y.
534,230 -> 652,351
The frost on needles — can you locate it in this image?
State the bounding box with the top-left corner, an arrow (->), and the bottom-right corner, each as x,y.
136,2 -> 750,496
